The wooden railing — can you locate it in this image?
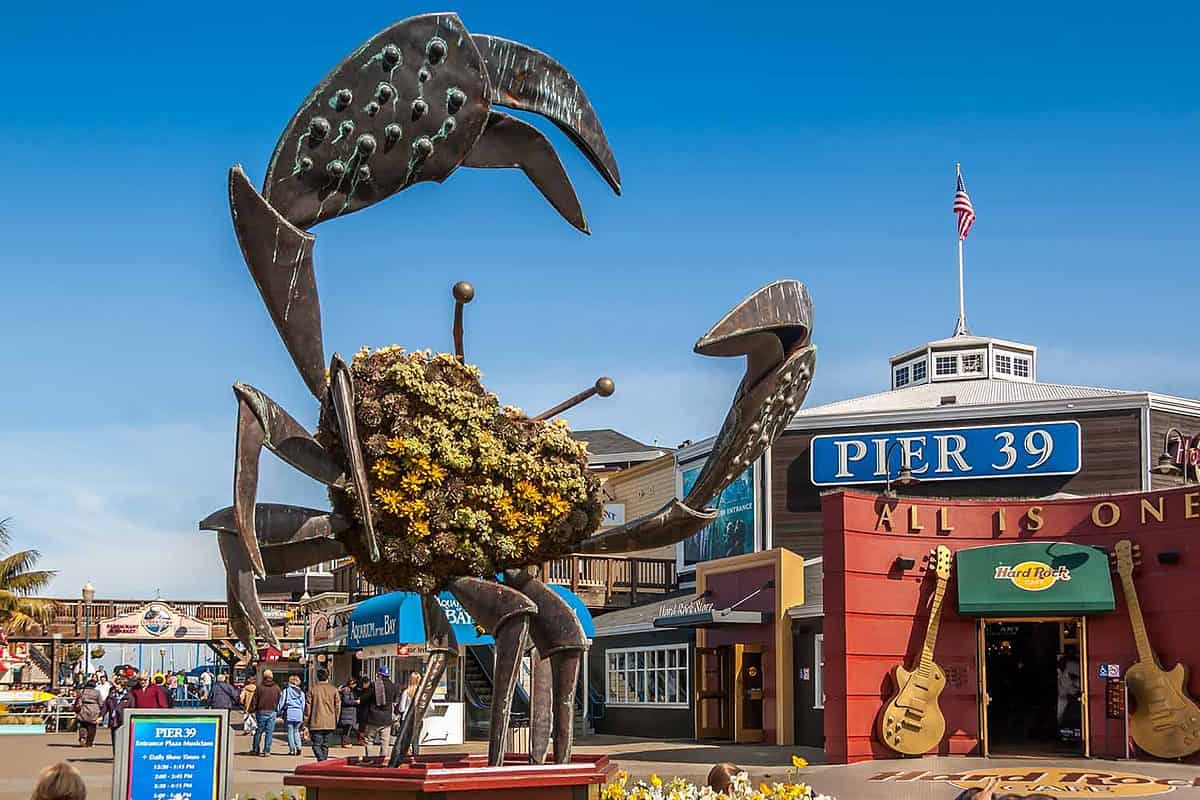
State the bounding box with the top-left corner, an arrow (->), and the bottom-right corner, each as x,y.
42,598 -> 301,638
335,555 -> 676,609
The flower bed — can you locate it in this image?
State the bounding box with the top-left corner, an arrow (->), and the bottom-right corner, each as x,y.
600,759 -> 834,800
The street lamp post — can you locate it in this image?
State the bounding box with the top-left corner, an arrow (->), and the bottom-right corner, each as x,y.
159,648 -> 166,675
1151,427 -> 1192,483
883,441 -> 920,498
299,591 -> 312,687
81,582 -> 95,679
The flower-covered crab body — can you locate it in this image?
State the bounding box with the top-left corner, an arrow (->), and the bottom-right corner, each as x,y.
320,347 -> 602,593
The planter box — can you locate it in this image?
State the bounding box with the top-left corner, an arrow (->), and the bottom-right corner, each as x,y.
284,753 -> 613,800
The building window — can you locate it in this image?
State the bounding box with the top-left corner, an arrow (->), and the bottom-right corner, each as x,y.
1014,357 -> 1031,378
814,634 -> 824,710
935,355 -> 957,376
994,354 -> 1012,375
961,353 -> 983,374
606,645 -> 689,707
894,366 -> 910,388
912,360 -> 927,383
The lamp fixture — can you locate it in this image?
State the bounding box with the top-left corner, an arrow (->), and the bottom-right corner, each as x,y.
884,441 -> 921,498
1151,427 -> 1188,480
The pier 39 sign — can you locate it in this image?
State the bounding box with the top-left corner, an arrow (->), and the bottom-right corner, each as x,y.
810,421 -> 1081,486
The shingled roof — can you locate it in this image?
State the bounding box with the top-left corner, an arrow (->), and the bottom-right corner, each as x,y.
571,428 -> 656,454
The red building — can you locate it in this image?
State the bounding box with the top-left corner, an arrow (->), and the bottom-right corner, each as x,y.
822,485 -> 1200,763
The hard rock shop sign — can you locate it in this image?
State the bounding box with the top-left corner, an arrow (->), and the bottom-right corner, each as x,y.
868,767 -> 1200,798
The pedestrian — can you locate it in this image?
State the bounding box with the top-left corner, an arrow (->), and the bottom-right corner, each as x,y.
706,763 -> 743,795
355,678 -> 371,745
399,671 -> 422,754
250,669 -> 281,757
73,679 -> 102,748
207,673 -> 240,711
277,674 -> 306,756
305,669 -> 341,761
93,672 -> 112,717
337,678 -> 360,746
239,680 -> 257,737
200,669 -> 214,702
31,762 -> 87,800
152,674 -> 172,708
130,673 -> 168,709
101,677 -> 134,754
362,664 -> 399,760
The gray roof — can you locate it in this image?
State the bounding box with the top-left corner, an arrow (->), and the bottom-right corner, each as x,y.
791,378 -> 1136,420
571,429 -> 659,455
592,591 -> 698,636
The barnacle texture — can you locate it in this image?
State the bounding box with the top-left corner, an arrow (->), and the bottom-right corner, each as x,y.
317,346 -> 603,593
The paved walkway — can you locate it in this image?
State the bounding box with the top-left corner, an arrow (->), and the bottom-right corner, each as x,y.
4,732 -> 1199,799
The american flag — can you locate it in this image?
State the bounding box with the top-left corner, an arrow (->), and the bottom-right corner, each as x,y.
954,169 -> 976,240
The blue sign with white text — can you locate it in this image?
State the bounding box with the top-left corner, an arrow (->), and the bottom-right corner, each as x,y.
809,421 -> 1081,486
127,716 -> 221,800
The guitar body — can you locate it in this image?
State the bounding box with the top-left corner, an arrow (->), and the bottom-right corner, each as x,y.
878,657 -> 948,755
1126,660 -> 1200,759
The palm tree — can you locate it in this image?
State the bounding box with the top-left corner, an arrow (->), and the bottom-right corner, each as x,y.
0,518 -> 57,635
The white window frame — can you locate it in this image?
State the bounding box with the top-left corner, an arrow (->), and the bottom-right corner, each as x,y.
911,359 -> 928,383
960,352 -> 984,374
994,353 -> 1012,375
605,644 -> 689,708
894,366 -> 910,388
813,634 -> 824,709
1013,356 -> 1031,379
934,354 -> 957,377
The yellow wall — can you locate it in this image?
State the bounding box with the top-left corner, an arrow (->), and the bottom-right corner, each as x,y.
599,454 -> 677,560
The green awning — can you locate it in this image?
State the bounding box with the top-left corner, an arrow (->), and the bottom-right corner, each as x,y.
956,542 -> 1115,616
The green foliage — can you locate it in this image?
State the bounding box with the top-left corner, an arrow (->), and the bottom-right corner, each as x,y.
320,348 -> 602,592
64,644 -> 84,664
0,518 -> 57,635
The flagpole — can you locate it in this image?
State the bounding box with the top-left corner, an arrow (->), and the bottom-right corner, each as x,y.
955,162 -> 967,336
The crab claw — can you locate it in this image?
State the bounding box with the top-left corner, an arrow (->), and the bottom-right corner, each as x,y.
473,34 -> 621,195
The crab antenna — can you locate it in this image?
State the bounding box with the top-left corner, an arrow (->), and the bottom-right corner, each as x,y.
533,377 -> 615,421
452,281 -> 475,361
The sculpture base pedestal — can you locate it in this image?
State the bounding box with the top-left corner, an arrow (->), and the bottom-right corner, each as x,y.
283,753 -> 614,800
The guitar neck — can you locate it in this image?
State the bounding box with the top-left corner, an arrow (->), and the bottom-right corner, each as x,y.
1119,571 -> 1156,665
917,579 -> 947,674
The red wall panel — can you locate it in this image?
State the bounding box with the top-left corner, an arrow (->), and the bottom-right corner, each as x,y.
823,486 -> 1200,764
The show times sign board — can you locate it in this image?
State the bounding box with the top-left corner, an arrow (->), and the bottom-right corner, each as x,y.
112,709 -> 231,800
810,420 -> 1081,486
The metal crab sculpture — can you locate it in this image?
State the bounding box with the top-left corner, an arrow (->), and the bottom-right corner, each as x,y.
199,13 -> 816,769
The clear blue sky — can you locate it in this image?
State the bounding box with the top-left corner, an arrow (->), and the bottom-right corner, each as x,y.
1,1 -> 1196,598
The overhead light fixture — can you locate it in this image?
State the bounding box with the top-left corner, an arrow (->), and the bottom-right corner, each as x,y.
1152,428 -> 1190,481
884,441 -> 921,498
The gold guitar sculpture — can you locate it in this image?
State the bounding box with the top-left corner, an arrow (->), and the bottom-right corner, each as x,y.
1111,539 -> 1200,759
878,545 -> 951,755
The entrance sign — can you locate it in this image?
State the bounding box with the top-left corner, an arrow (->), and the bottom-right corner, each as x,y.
679,464 -> 757,566
100,603 -> 212,641
112,709 -> 231,800
810,420 -> 1081,486
957,543 -> 1115,615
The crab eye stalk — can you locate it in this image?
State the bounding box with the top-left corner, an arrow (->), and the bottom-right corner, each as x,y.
533,376 -> 616,421
452,281 -> 475,360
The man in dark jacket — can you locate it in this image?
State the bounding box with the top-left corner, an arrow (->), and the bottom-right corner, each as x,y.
250,670 -> 282,756
362,665 -> 399,759
207,674 -> 240,709
102,677 -> 135,753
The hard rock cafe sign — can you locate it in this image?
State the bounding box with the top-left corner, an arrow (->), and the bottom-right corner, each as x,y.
99,603 -> 212,640
995,561 -> 1073,592
868,767 -> 1200,797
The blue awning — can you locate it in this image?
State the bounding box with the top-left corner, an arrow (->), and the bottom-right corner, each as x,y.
348,585 -> 594,650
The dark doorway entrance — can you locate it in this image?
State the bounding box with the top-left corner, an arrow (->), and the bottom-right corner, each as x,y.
696,646 -> 732,739
983,620 -> 1085,756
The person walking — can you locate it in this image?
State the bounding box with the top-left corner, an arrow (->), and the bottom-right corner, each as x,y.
399,671 -> 422,755
355,678 -> 371,745
362,665 -> 399,760
93,672 -> 112,725
102,677 -> 134,754
277,675 -> 306,756
337,678 -> 360,746
130,673 -> 168,708
250,670 -> 281,757
152,674 -> 172,708
73,679 -> 102,748
305,669 -> 341,761
239,679 -> 257,737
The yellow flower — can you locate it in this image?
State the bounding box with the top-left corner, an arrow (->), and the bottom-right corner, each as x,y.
410,519 -> 431,538
760,783 -> 771,794
371,458 -> 398,480
385,437 -> 407,455
650,775 -> 662,788
400,471 -> 426,494
791,755 -> 808,769
374,488 -> 404,515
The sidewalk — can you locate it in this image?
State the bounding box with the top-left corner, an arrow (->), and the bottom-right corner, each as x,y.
4,732 -> 1198,799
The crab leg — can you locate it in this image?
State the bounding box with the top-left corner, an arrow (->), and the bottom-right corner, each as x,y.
329,354 -> 381,563
228,166 -> 327,399
388,594 -> 457,766
201,504 -> 349,653
448,577 -> 537,766
506,569 -> 588,764
230,384 -> 344,577
464,111 -> 589,234
581,281 -> 816,555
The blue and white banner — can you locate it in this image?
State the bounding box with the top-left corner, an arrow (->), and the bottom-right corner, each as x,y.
809,420 -> 1081,486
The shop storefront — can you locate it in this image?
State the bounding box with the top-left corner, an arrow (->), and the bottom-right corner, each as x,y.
821,486 -> 1200,764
